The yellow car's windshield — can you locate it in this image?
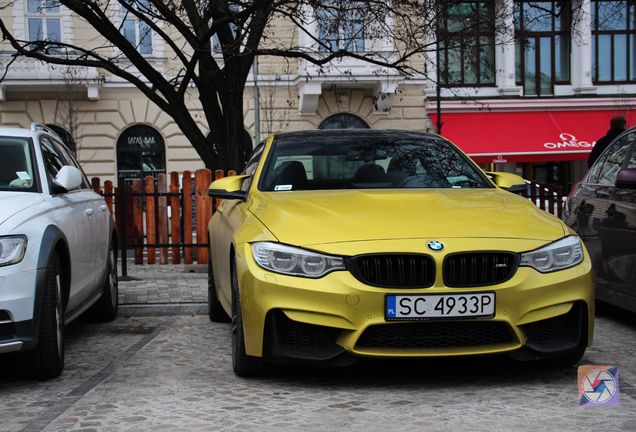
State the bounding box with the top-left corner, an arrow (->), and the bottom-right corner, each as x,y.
259,131 -> 492,192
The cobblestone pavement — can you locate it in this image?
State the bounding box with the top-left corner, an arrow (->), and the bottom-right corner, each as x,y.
118,262 -> 207,305
1,307 -> 635,432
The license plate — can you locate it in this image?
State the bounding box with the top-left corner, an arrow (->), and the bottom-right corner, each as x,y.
385,292 -> 495,321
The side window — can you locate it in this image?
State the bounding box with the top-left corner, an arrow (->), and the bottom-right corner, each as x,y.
53,138 -> 90,189
625,134 -> 636,169
627,149 -> 636,169
593,134 -> 633,186
241,143 -> 265,192
40,136 -> 66,183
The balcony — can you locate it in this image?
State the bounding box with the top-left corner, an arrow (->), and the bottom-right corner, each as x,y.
0,55 -> 102,101
298,56 -> 402,114
296,6 -> 402,115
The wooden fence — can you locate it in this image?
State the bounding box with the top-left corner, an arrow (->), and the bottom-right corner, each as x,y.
92,172 -> 569,274
523,181 -> 568,218
91,168 -> 235,276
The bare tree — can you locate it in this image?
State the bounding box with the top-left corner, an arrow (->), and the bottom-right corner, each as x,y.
52,65 -> 105,160
0,1 -> 602,170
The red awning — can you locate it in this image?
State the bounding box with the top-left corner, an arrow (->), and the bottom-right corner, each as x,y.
429,110 -> 630,164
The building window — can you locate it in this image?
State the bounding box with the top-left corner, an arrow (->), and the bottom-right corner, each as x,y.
592,0 -> 636,83
121,0 -> 152,55
515,0 -> 571,96
316,4 -> 365,52
438,1 -> 496,86
212,15 -> 238,55
25,0 -> 61,43
116,125 -> 166,180
318,113 -> 370,129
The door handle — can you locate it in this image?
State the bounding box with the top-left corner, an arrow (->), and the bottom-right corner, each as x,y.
85,208 -> 94,216
100,205 -> 107,212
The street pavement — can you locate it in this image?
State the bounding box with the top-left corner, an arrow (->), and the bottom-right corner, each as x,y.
1,264 -> 635,431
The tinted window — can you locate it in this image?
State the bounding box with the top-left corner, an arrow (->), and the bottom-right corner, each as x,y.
0,137 -> 37,192
590,134 -> 633,185
628,146 -> 636,168
40,136 -> 66,183
260,134 -> 491,191
52,137 -> 91,189
241,143 -> 265,192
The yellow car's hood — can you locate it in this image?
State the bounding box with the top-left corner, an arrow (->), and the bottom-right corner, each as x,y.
248,188 -> 565,246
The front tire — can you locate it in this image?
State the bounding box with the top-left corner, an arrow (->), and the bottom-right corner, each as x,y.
231,256 -> 262,377
93,242 -> 118,322
208,247 -> 230,322
29,253 -> 65,379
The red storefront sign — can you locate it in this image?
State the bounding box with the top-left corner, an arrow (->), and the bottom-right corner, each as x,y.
429,110 -> 631,163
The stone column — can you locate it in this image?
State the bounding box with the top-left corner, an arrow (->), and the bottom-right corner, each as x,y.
572,0 -> 597,94
496,0 -> 522,96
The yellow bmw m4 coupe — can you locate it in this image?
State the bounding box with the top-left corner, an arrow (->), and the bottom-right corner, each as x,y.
207,130 -> 593,377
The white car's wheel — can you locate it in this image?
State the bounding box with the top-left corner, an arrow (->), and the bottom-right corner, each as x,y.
29,252 -> 65,379
92,242 -> 118,322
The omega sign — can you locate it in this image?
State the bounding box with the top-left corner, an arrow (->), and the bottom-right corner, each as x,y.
544,133 -> 595,150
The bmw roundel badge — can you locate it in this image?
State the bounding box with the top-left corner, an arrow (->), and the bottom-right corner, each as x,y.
427,241 -> 444,252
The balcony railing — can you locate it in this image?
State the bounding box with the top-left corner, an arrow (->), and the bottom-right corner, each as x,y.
0,54 -> 101,100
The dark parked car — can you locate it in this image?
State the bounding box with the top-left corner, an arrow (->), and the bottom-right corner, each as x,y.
564,127 -> 636,313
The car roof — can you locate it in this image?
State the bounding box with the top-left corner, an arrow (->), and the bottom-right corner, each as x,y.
0,127 -> 37,138
272,129 -> 441,141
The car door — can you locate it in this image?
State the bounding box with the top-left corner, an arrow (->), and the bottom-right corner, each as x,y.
40,136 -> 97,312
211,144 -> 264,306
573,132 -> 634,296
602,140 -> 636,299
54,140 -> 110,286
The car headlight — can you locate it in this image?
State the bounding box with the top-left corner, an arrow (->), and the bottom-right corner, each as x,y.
519,236 -> 583,273
252,242 -> 345,278
0,236 -> 27,267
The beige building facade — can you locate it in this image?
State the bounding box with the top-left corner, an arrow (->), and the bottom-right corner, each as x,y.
0,2 -> 427,183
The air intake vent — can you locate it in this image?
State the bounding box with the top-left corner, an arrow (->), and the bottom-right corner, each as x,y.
347,254 -> 435,288
356,321 -> 515,350
444,252 -> 518,287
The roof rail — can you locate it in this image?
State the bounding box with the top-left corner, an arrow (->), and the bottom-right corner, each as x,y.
31,122 -> 61,138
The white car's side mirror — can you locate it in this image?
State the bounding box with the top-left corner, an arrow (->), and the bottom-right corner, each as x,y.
53,166 -> 83,192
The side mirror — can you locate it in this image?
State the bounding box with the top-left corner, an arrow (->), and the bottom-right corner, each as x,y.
207,175 -> 250,201
486,171 -> 527,194
52,165 -> 83,193
615,168 -> 636,189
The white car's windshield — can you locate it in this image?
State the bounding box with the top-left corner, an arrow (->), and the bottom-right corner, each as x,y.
259,132 -> 492,192
0,137 -> 37,192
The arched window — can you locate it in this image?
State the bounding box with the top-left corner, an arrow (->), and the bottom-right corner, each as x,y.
117,125 -> 166,180
46,124 -> 76,155
318,113 -> 370,129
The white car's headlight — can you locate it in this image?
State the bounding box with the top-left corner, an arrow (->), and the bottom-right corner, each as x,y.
252,242 -> 345,278
0,236 -> 27,267
520,236 -> 583,273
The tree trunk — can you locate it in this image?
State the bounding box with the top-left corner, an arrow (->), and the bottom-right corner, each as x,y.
222,85 -> 249,172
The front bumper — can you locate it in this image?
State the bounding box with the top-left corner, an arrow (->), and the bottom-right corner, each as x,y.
0,266 -> 43,354
235,239 -> 594,362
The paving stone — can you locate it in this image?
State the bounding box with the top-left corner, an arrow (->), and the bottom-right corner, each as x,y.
2,262 -> 635,431
0,312 -> 634,432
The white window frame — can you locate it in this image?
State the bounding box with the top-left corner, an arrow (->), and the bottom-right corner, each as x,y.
13,0 -> 73,45
316,5 -> 366,53
120,0 -> 154,56
25,0 -> 62,43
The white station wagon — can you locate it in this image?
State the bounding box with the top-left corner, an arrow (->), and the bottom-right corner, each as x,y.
0,124 -> 118,379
